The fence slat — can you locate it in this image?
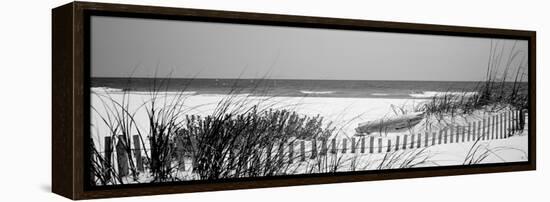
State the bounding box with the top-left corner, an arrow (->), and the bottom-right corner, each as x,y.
396,135 -> 400,151
424,132 -> 429,147
444,128 -> 448,144
330,139 -> 337,154
115,135 -> 129,177
467,123 -> 471,142
378,138 -> 383,153
278,143 -> 284,165
369,136 -> 375,153
502,113 -> 505,138
320,139 -> 327,156
403,135 -> 408,150
300,141 -> 306,162
266,144 -> 273,165
461,126 -> 468,142
310,140 -> 317,159
504,111 -> 512,138
472,121 -> 476,141
491,115 -> 496,139
456,126 -> 461,143
438,129 -> 443,145
410,134 -> 415,149
104,136 -> 113,181
132,135 -> 144,172
175,136 -> 186,171
482,118 -> 486,140
351,138 -> 356,153
361,138 -> 366,153
342,138 -> 347,153
288,141 -> 294,164
417,133 -> 421,148
449,127 -> 454,143
478,120 -> 482,140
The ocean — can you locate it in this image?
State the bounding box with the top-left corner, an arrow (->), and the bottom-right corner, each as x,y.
91,78 -> 526,99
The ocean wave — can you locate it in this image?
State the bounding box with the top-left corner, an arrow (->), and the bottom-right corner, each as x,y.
371,93 -> 389,96
91,87 -> 197,95
300,90 -> 334,95
409,91 -> 478,98
91,87 -> 123,93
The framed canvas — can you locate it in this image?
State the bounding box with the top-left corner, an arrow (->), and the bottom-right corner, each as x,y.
52,1 -> 536,200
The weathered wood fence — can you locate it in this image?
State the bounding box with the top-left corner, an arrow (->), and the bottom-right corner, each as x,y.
101,109 -> 526,177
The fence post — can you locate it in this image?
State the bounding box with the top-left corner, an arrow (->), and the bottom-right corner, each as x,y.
115,135 -> 129,177
310,140 -> 317,159
104,136 -> 113,181
378,138 -> 383,153
361,138 -> 366,153
300,141 -> 306,162
403,135 -> 408,150
342,138 -> 348,154
395,135 -> 400,151
387,139 -> 392,152
330,139 -> 337,154
351,138 -> 356,153
369,136 -> 374,154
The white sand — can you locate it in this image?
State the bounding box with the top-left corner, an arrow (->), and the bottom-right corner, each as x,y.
91,88 -> 529,184
91,88 -> 425,146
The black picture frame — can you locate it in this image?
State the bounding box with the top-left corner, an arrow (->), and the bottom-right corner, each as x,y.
52,1 -> 536,200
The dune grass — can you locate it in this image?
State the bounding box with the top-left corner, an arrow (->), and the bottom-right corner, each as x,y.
421,40 -> 528,118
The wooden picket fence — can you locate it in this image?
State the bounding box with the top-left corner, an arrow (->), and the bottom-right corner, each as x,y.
100,109 -> 526,177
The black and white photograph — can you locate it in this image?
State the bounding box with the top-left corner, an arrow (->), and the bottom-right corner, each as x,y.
88,15 -> 529,186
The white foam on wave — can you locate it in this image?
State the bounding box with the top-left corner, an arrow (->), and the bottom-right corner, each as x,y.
300,90 -> 334,95
409,91 -> 478,98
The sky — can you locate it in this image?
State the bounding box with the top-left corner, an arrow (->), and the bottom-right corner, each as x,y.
91,16 -> 528,81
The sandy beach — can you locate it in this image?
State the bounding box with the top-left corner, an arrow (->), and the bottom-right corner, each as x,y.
91,87 -> 528,183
